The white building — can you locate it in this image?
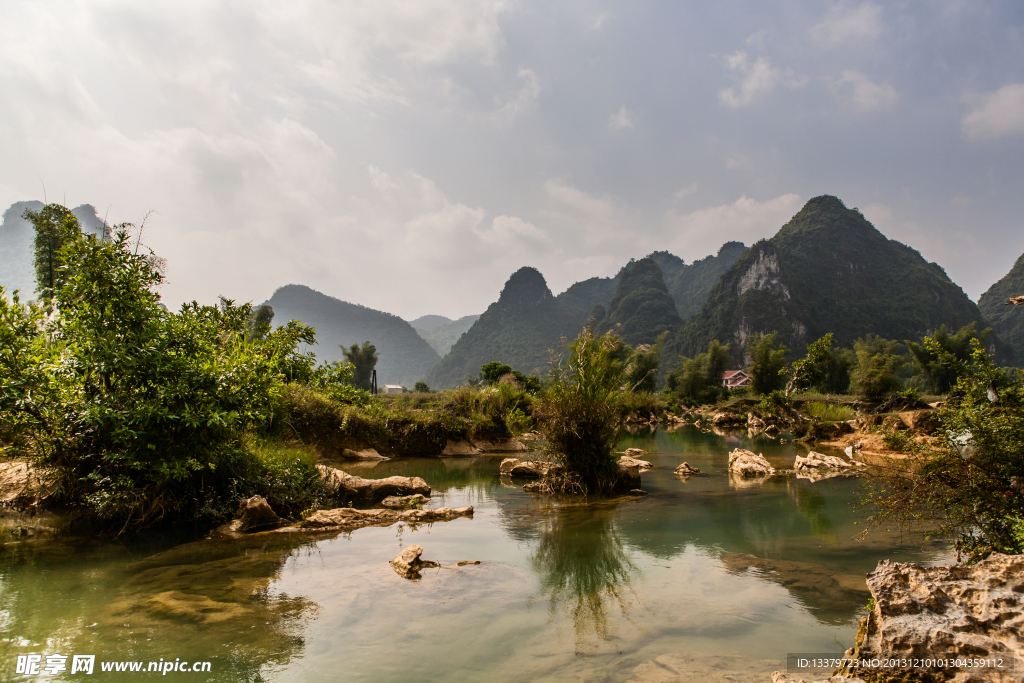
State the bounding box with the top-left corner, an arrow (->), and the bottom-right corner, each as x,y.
383,385 -> 404,394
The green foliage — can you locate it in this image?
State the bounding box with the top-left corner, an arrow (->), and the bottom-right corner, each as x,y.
804,401 -> 856,422
622,332 -> 667,393
907,323 -> 989,394
647,242 -> 747,322
247,304 -> 274,341
25,204 -> 87,300
481,361 -> 513,385
755,390 -> 788,416
852,335 -> 903,400
865,340 -> 1024,560
977,251 -> 1024,364
534,330 -> 632,491
413,381 -> 431,393
879,426 -> 916,452
784,333 -> 834,398
309,362 -> 368,405
342,341 -> 378,391
748,332 -> 787,395
816,346 -> 855,394
666,339 -> 729,406
594,258 -> 682,346
0,224 -> 327,529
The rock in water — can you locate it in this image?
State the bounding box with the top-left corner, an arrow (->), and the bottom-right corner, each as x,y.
317,465 -> 430,502
301,506 -> 473,530
727,449 -> 776,477
850,553 -> 1024,682
340,447 -> 387,460
390,544 -> 439,579
380,494 -> 430,508
674,462 -> 700,476
794,451 -> 856,472
619,455 -> 653,471
231,495 -> 282,532
498,458 -> 563,478
623,448 -> 647,457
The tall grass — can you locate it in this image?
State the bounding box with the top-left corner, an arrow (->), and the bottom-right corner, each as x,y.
804,401 -> 857,422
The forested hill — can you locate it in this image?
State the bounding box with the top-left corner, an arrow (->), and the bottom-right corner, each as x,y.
0,201 -> 107,297
978,252 -> 1024,363
422,267 -> 601,389
673,195 -> 1002,359
264,284 -> 441,387
647,242 -> 747,321
594,258 -> 682,345
411,314 -> 480,356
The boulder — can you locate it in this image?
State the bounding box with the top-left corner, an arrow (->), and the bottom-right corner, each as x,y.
615,459 -> 643,490
848,553 -> 1024,682
441,440 -> 481,457
674,462 -> 700,476
229,495 -> 282,532
0,461 -> 53,508
300,505 -> 473,531
317,465 -> 430,502
340,447 -> 387,460
472,439 -> 528,453
711,412 -> 745,427
764,424 -> 781,434
380,494 -> 430,508
619,455 -> 652,472
623,447 -> 648,457
904,409 -> 940,435
389,544 -> 440,579
727,449 -> 776,478
498,458 -> 563,478
794,451 -> 856,472
748,413 -> 766,429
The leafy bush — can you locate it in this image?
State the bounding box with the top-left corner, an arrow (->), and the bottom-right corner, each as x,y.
755,389 -> 788,416
852,335 -> 903,401
666,339 -> 729,406
748,332 -> 787,395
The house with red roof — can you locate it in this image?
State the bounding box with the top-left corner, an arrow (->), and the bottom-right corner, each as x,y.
720,370 -> 751,389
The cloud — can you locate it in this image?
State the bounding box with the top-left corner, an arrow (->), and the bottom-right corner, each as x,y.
609,105 -> 634,130
812,3 -> 882,46
962,84 -> 1024,140
590,12 -> 614,31
834,70 -> 897,111
498,68 -> 541,119
663,194 -> 803,258
718,52 -> 805,108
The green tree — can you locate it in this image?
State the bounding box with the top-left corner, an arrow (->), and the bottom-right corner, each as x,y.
480,361 -> 513,385
666,339 -> 730,406
907,323 -> 990,394
25,204 -> 83,301
413,381 -> 431,393
342,341 -> 378,391
247,304 -> 275,342
622,332 -> 668,393
852,335 -> 903,400
747,333 -> 787,395
815,347 -> 855,394
784,333 -> 835,398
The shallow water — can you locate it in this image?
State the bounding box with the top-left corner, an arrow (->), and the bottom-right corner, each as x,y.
0,427 -> 948,682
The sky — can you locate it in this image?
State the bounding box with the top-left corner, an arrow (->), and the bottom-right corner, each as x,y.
1,0 -> 1022,320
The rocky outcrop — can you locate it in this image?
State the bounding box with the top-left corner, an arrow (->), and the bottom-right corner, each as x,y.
472,439 -> 528,453
619,456 -> 652,471
616,459 -> 643,490
380,494 -> 430,508
0,461 -> 54,508
498,458 -> 563,478
390,544 -> 439,579
300,505 -> 473,531
674,462 -> 700,476
441,440 -> 481,456
794,451 -> 857,473
229,495 -> 283,532
847,553 -> 1024,682
711,412 -> 746,427
727,449 -> 776,477
317,465 -> 430,502
340,447 -> 387,460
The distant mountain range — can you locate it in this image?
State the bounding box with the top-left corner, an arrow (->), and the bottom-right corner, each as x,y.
410,314 -> 480,357
263,285 -> 440,387
979,253 -> 1024,363
0,201 -> 107,297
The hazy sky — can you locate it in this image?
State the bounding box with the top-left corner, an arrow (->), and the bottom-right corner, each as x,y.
1,1 -> 1022,319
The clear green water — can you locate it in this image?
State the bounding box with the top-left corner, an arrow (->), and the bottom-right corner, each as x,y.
0,428 -> 948,682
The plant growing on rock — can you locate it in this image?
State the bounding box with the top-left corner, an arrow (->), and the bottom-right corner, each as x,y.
533,330 -> 632,493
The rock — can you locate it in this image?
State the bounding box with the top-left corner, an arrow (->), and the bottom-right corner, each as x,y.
616,459 -> 643,490
765,424 -> 781,434
874,394 -> 931,414
711,412 -> 745,427
498,458 -> 563,478
794,451 -> 856,472
619,455 -> 652,471
748,413 -> 767,429
623,447 -> 647,457
340,447 -> 387,460
674,462 -> 700,476
441,440 -> 481,457
456,560 -> 481,566
727,448 -> 776,478
628,489 -> 647,496
300,505 -> 473,531
229,495 -> 282,532
390,544 -> 437,579
0,461 -> 53,507
850,553 -> 1024,682
472,439 -> 527,453
881,415 -> 909,431
317,465 -> 430,502
380,494 -> 429,508
904,409 -> 940,435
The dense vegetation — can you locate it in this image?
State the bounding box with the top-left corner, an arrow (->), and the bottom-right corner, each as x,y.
978,251 -> 1024,364
647,242 -> 746,321
263,284 -> 440,388
594,258 -> 682,346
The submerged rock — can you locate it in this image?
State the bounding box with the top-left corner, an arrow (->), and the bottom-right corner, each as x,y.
847,553 -> 1024,682
341,447 -> 387,460
619,455 -> 652,471
317,465 -> 430,502
727,449 -> 776,478
380,494 -> 430,508
456,560 -> 481,566
300,505 -> 473,531
389,544 -> 440,579
674,462 -> 700,476
230,495 -> 282,532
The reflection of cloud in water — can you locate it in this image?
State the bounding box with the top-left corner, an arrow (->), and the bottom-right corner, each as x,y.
720,553 -> 868,626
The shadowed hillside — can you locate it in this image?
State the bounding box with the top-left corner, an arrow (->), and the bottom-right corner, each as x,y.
594,258 -> 682,345
264,284 -> 441,387
411,314 -> 480,356
978,252 -> 1024,363
647,242 -> 747,321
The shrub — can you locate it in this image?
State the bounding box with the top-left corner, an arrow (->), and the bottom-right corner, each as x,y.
804,401 -> 856,422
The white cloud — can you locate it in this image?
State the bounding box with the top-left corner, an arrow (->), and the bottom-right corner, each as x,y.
673,183 -> 697,199
498,68 -> 541,119
718,52 -> 805,108
812,3 -> 882,46
663,194 -> 803,258
834,70 -> 897,111
590,12 -> 614,31
962,84 -> 1024,140
609,105 -> 634,130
